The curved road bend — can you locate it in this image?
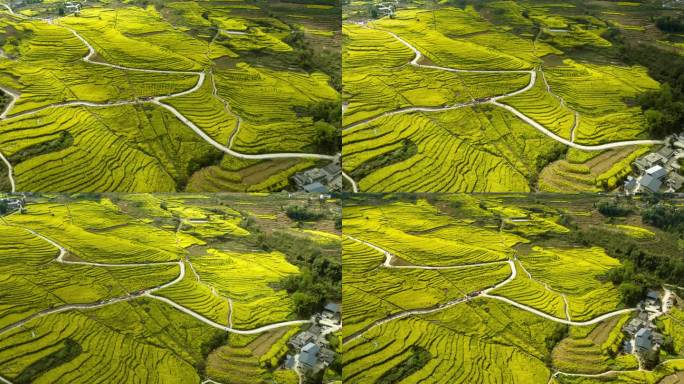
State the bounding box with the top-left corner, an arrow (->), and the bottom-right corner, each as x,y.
65,26 -> 337,161
517,257 -> 571,321
342,171 -> 359,193
147,294 -> 311,335
345,236 -> 637,343
345,235 -> 510,270
550,359 -> 684,381
0,260 -> 185,337
0,151 -> 15,193
0,225 -> 312,339
481,293 -> 635,326
0,23 -> 338,185
20,226 -> 178,268
0,2 -> 13,15
210,71 -> 243,149
0,85 -> 19,120
343,27 -> 665,154
343,296 -> 469,345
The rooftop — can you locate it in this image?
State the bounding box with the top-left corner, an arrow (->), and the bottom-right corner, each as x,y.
640,174 -> 662,193
300,342 -> 320,367
324,303 -> 340,314
302,342 -> 320,354
303,182 -> 328,193
646,165 -> 667,178
636,327 -> 652,338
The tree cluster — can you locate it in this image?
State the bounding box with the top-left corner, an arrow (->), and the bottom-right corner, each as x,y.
642,203 -> 684,236
285,205 -> 322,222
596,200 -> 633,217
656,15 -> 684,33
376,347 -> 432,384
609,31 -> 684,138
246,225 -> 341,317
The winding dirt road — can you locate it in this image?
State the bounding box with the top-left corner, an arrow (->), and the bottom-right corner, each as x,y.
346,235 -> 509,270
345,28 -> 664,153
148,294 -> 310,335
0,3 -> 12,15
0,151 -> 14,193
0,222 -> 311,341
550,358 -> 684,382
342,27 -> 665,190
0,12 -> 339,190
0,85 -> 18,120
344,235 -> 636,343
65,26 -> 336,161
342,171 -> 359,193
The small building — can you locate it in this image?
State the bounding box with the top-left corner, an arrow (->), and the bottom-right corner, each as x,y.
652,332 -> 665,346
634,153 -> 666,173
624,318 -> 646,336
378,6 -> 394,17
646,165 -> 667,180
293,161 -> 341,193
319,347 -> 336,365
0,197 -> 24,212
624,176 -> 637,193
667,175 -> 684,192
673,134 -> 684,149
323,303 -> 341,321
300,343 -> 320,369
329,175 -> 342,191
639,174 -> 663,193
636,328 -> 653,352
64,1 -> 81,13
303,182 -> 328,194
657,146 -> 675,160
290,325 -> 320,349
284,354 -> 295,369
646,290 -> 661,306
322,162 -> 341,182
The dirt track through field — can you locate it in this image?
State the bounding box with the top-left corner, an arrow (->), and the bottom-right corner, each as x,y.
0,7 -> 339,191
342,27 -> 665,190
0,218 -> 310,345
343,235 -> 636,344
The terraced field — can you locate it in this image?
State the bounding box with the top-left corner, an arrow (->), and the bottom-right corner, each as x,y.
0,192 -> 341,383
0,0 -> 341,193
342,3 -> 664,192
342,194 -> 684,383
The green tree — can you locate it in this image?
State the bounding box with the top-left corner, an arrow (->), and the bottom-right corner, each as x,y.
313,120 -> 339,153
292,291 -> 320,316
619,282 -> 644,306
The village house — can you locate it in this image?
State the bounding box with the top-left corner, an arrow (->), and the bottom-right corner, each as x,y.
624,315 -> 649,336
299,342 -> 320,370
285,305 -> 341,378
0,197 -> 24,213
646,290 -> 661,306
322,303 -> 341,323
635,327 -> 653,352
629,134 -> 684,193
377,1 -> 398,17
292,160 -> 342,193
64,1 -> 82,13
290,325 -> 321,349
319,346 -> 336,365
640,165 -> 667,193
